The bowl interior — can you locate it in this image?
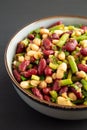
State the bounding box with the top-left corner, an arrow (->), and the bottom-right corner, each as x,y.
5,16 -> 87,109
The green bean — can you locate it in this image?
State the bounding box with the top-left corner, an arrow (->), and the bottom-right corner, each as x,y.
59,79 -> 73,86
49,24 -> 64,31
68,55 -> 78,73
49,90 -> 58,99
49,62 -> 58,70
67,70 -> 72,79
81,79 -> 87,91
57,33 -> 69,48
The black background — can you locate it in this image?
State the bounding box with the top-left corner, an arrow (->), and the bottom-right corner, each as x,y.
1,0 -> 87,129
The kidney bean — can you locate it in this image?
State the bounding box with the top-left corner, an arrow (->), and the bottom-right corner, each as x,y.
44,95 -> 51,102
51,33 -> 59,39
80,48 -> 87,56
19,60 -> 30,72
16,42 -> 25,54
81,25 -> 87,31
30,56 -> 36,63
21,68 -> 37,78
43,38 -> 52,50
59,86 -> 68,94
70,87 -> 82,99
48,21 -> 62,28
46,58 -> 50,64
42,87 -> 51,95
52,80 -> 60,91
38,58 -> 46,75
13,69 -> 21,82
78,64 -> 87,72
32,88 -> 43,100
64,39 -> 78,52
28,34 -> 34,40
76,92 -> 82,99
43,50 -> 54,56
44,66 -> 52,76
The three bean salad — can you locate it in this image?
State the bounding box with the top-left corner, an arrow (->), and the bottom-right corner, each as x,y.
12,21 -> 87,106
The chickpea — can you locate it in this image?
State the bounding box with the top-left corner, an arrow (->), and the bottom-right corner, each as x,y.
57,96 -> 73,106
56,69 -> 64,79
68,92 -> 77,101
30,44 -> 39,51
30,80 -> 40,87
54,51 -> 58,57
52,73 -> 57,80
27,50 -> 36,56
20,80 -> 30,89
76,71 -> 86,78
42,34 -> 48,39
40,28 -> 49,35
80,40 -> 87,48
54,30 -> 63,35
18,55 -> 24,62
39,81 -> 47,89
58,51 -> 65,61
61,92 -> 68,98
75,30 -> 81,36
56,63 -> 67,79
24,54 -> 30,60
45,76 -> 53,84
33,38 -> 41,46
13,60 -> 18,66
58,62 -> 67,72
52,39 -> 59,45
34,51 -> 43,59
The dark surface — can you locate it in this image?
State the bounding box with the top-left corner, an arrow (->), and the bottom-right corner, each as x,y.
1,0 -> 87,129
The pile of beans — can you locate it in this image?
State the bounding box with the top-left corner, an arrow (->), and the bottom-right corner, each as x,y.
12,21 -> 87,106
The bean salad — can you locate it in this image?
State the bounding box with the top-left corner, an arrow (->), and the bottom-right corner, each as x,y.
12,21 -> 87,106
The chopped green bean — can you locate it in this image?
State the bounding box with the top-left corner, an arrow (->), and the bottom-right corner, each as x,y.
68,55 -> 78,73
81,79 -> 87,91
57,33 -> 69,48
49,24 -> 64,31
59,79 -> 73,86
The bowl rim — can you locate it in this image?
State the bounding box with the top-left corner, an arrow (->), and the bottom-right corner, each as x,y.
4,15 -> 87,110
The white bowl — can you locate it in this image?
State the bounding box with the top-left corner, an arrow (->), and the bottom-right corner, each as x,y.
5,16 -> 87,120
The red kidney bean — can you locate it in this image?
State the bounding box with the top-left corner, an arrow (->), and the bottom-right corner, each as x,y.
38,58 -> 46,75
28,34 -> 34,40
43,50 -> 54,56
51,33 -> 59,39
46,58 -> 50,64
42,87 -> 51,95
70,87 -> 82,99
48,21 -> 62,28
81,25 -> 87,31
16,42 -> 25,54
32,88 -> 43,100
44,66 -> 52,76
76,92 -> 82,99
64,39 -> 78,52
43,38 -> 52,50
13,69 -> 21,82
78,64 -> 87,72
30,56 -> 36,63
19,60 -> 30,72
59,86 -> 68,94
80,48 -> 87,56
52,80 -> 60,91
21,68 -> 37,78
44,95 -> 51,102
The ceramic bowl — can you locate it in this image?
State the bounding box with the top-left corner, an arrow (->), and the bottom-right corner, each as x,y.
5,16 -> 87,120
